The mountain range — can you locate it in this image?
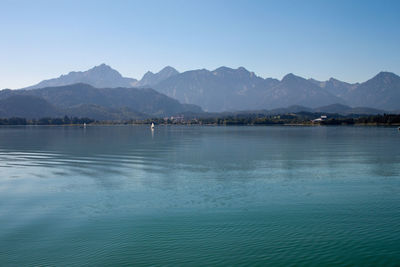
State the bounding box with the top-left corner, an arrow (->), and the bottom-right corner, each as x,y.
23,64 -> 400,112
136,66 -> 179,87
0,84 -> 201,120
152,68 -> 400,112
24,64 -> 139,90
0,64 -> 399,119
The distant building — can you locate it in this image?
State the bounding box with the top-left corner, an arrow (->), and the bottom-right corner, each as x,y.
170,115 -> 185,123
312,115 -> 327,123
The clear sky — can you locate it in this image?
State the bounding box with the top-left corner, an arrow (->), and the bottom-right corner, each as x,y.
1,0 -> 399,88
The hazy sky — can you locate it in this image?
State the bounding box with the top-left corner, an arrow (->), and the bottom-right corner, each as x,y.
1,0 -> 399,88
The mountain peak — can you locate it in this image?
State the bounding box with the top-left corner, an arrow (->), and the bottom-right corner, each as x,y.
213,66 -> 249,73
96,63 -> 109,68
160,66 -> 178,73
237,67 -> 252,76
157,66 -> 179,77
143,71 -> 154,76
23,64 -> 137,90
214,66 -> 233,72
88,63 -> 118,72
364,71 -> 400,87
282,73 -> 302,82
93,63 -> 112,70
344,71 -> 400,110
374,71 -> 399,80
212,66 -> 252,77
137,66 -> 179,87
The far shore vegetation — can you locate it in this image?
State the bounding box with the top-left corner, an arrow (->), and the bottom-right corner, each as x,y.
0,113 -> 400,127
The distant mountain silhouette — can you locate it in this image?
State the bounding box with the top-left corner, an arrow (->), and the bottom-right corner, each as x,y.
310,72 -> 400,111
153,66 -> 279,112
312,103 -> 384,115
309,78 -> 358,98
0,90 -> 387,120
235,104 -> 384,116
259,73 -> 345,109
207,104 -> 385,118
0,95 -> 61,119
152,68 -> 344,112
266,105 -> 314,115
342,72 -> 400,110
24,64 -> 138,90
153,68 -> 400,112
15,64 -> 400,113
137,66 -> 179,87
0,83 -> 202,119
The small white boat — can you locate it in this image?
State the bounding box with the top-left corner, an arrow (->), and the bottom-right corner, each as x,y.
151,122 -> 155,129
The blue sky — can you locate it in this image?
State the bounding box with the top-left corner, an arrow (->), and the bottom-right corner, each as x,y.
1,0 -> 399,88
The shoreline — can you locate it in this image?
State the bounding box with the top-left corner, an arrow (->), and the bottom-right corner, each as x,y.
1,123 -> 399,127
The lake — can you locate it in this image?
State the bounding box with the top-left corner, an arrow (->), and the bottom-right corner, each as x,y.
0,125 -> 399,266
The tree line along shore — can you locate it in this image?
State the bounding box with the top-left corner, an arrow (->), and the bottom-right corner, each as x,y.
0,113 -> 400,126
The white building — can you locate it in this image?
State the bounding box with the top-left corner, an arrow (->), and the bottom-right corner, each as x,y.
312,115 -> 327,123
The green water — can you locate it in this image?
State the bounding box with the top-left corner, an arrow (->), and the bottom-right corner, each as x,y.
0,125 -> 399,266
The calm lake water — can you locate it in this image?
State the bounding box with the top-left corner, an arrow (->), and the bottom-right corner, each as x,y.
0,125 -> 399,266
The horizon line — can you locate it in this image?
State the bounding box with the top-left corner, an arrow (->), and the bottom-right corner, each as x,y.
3,63 -> 398,90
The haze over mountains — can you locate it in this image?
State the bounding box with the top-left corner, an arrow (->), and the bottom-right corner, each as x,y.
24,64 -> 139,90
151,67 -> 400,112
136,66 -> 179,87
1,64 -> 399,119
0,84 -> 201,120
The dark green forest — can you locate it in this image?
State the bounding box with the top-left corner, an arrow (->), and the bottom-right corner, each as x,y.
142,113 -> 400,126
1,113 -> 400,126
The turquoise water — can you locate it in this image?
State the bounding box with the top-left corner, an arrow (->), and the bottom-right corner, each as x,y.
0,125 -> 399,266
